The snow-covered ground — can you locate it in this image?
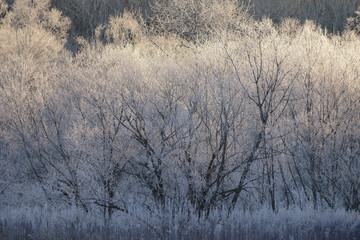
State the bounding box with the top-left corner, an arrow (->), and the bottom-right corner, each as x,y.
1,205 -> 359,240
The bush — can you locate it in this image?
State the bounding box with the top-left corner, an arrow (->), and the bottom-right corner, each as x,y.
150,0 -> 251,42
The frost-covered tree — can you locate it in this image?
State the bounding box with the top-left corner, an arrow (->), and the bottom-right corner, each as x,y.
1,1 -> 360,238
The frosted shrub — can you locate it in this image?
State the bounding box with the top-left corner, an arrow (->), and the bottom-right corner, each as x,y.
105,11 -> 144,46
150,0 -> 251,41
51,0 -> 149,39
0,0 -> 70,68
3,0 -> 70,41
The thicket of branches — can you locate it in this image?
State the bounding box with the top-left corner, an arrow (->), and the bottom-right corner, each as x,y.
1,0 -> 360,239
2,0 -> 360,48
50,0 -> 360,38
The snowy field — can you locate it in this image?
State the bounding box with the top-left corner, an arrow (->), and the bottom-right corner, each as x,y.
1,205 -> 359,239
